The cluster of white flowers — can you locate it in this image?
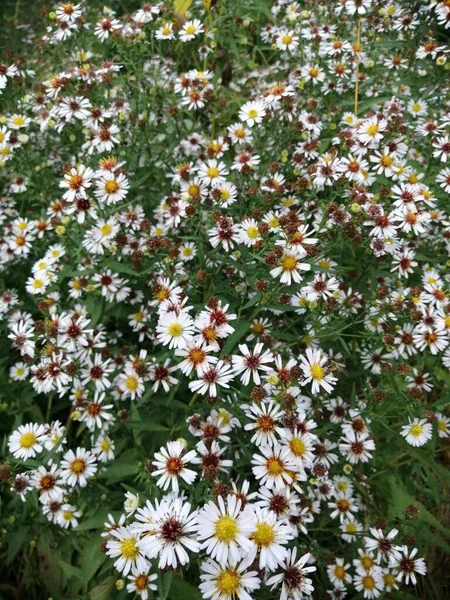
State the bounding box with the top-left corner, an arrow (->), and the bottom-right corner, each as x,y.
1,0 -> 449,597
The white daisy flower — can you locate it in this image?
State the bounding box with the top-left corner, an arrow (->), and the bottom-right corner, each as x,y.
266,549 -> 316,599
60,447 -> 98,488
139,496 -> 200,569
8,423 -> 45,460
242,507 -> 293,571
238,100 -> 266,127
232,343 -> 274,385
127,569 -> 158,599
151,440 -> 197,493
106,526 -> 148,576
400,418 -> 433,447
196,494 -> 256,566
388,546 -> 427,585
156,311 -> 195,350
299,348 -> 337,394
199,557 -> 260,600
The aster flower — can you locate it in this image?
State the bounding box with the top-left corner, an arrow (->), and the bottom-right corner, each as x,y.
106,526 -> 148,576
199,558 -> 260,600
266,549 -> 316,599
8,423 -> 45,460
151,441 -> 197,493
389,546 -> 427,585
232,343 -> 274,385
299,348 -> 337,394
400,418 -> 433,447
139,496 -> 200,569
196,494 -> 255,566
60,447 -> 97,488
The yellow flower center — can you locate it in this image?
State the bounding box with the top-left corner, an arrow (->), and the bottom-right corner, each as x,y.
70,459 -> 86,474
168,323 -> 183,337
125,376 -> 138,391
101,439 -> 111,452
281,254 -> 297,271
253,523 -> 275,547
346,522 -> 357,532
266,457 -> 284,475
188,184 -> 200,197
361,556 -> 374,570
437,420 -> 447,431
282,35 -> 293,45
215,515 -> 238,543
334,565 -> 345,579
63,511 -> 73,521
247,226 -> 259,239
207,167 -> 220,179
105,180 -> 119,194
100,224 -> 112,236
120,537 -> 138,560
410,424 -> 423,438
289,438 -> 306,457
217,569 -> 240,595
310,364 -> 324,379
13,116 -> 25,126
20,432 -> 37,448
135,575 -> 149,591
384,573 -> 396,586
366,124 -> 379,136
185,24 -> 196,35
247,109 -> 258,119
217,409 -> 230,425
362,575 -> 375,590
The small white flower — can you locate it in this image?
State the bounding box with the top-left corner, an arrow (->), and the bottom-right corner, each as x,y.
400,418 -> 433,447
8,423 -> 45,460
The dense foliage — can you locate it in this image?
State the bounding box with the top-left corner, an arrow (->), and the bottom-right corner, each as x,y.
1,0 -> 450,599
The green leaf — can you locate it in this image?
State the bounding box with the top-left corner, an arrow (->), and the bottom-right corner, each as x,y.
410,449 -> 450,486
159,571 -> 173,600
6,526 -> 29,564
37,534 -> 64,598
241,293 -> 262,310
86,296 -> 104,328
80,541 -> 108,585
222,321 -> 250,354
127,421 -> 169,432
59,559 -> 84,581
75,509 -> 113,531
174,0 -> 194,15
89,576 -> 116,600
105,449 -> 140,483
169,576 -> 202,600
388,475 -> 450,538
106,260 -> 137,276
